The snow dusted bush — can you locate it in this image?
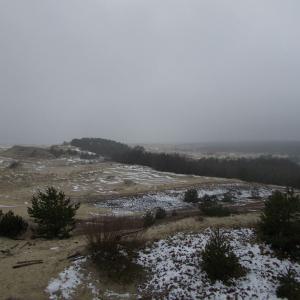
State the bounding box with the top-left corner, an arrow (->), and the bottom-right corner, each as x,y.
201,228 -> 246,283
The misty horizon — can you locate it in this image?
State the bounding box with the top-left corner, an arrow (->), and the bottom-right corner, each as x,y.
1,1 -> 300,145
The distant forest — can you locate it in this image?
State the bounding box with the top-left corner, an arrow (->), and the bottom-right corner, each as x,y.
71,138 -> 300,188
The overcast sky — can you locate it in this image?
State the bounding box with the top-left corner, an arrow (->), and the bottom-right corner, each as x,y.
0,1 -> 300,145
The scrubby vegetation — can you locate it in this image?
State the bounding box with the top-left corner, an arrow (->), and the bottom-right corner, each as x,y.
49,145 -> 78,157
201,229 -> 246,283
143,211 -> 156,228
3,145 -> 55,159
184,188 -> 198,203
276,268 -> 300,299
258,189 -> 300,259
72,137 -> 300,188
0,210 -> 28,238
7,160 -> 21,169
28,187 -> 80,238
155,207 -> 167,219
82,216 -> 145,283
199,194 -> 233,217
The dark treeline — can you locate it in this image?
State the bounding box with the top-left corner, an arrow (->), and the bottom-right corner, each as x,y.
71,138 -> 300,188
72,138 -> 130,159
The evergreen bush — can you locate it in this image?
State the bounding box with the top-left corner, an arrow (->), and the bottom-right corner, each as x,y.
201,229 -> 246,283
28,187 -> 80,238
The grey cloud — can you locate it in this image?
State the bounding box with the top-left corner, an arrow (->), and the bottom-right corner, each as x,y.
0,0 -> 300,144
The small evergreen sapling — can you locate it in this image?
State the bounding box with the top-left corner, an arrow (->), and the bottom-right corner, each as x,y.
258,188 -> 300,258
201,229 -> 246,283
28,187 -> 80,238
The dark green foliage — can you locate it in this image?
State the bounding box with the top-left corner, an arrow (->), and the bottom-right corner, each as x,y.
258,189 -> 300,258
143,211 -> 155,228
71,138 -> 130,161
155,207 -> 167,219
184,189 -> 198,203
0,210 -> 28,238
28,187 -> 80,238
200,204 -> 232,217
276,268 -> 300,300
201,229 -> 246,283
199,196 -> 233,217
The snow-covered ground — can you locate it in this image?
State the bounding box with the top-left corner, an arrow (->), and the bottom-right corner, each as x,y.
95,184 -> 276,215
45,228 -> 300,300
47,258 -> 87,300
46,257 -> 103,300
136,228 -> 300,299
95,192 -> 192,215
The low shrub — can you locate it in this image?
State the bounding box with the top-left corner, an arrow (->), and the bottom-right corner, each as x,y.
82,216 -> 145,283
0,210 -> 28,238
155,207 -> 167,219
201,229 -> 246,283
184,189 -> 198,203
143,211 -> 156,228
276,268 -> 300,299
7,160 -> 21,169
200,194 -> 218,202
199,200 -> 232,217
83,216 -> 143,252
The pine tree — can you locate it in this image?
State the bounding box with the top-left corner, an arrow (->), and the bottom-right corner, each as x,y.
259,188 -> 300,257
201,229 -> 246,283
28,187 -> 80,238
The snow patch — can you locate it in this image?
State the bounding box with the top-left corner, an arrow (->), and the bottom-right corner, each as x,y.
46,257 -> 86,300
137,228 -> 300,299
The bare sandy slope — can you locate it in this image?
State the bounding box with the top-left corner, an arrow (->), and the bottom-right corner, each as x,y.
0,235 -> 86,300
0,155 -> 239,219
